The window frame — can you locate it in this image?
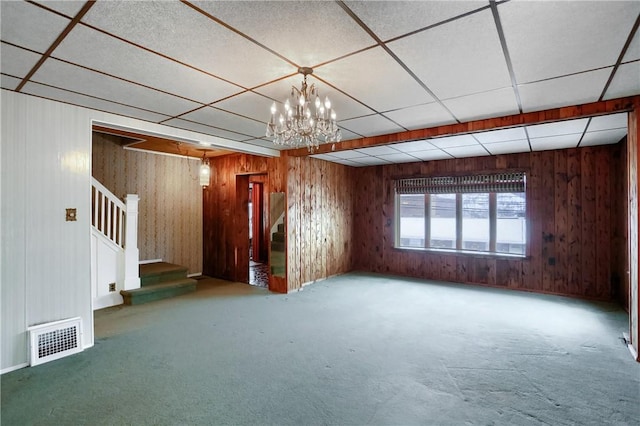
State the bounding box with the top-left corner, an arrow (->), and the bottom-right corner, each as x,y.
394,172 -> 528,258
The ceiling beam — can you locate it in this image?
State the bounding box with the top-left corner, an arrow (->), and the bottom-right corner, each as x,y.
287,95 -> 640,157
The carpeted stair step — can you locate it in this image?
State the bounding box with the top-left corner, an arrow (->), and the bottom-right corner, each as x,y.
120,278 -> 197,305
271,241 -> 285,252
139,262 -> 188,287
277,223 -> 284,233
272,231 -> 285,243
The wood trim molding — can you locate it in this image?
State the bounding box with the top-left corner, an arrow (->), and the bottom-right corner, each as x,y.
287,95 -> 640,157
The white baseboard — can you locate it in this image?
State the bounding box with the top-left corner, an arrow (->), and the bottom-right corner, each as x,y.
187,272 -> 202,278
1,362 -> 29,375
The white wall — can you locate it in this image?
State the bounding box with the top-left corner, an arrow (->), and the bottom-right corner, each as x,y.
1,91 -> 279,373
1,92 -> 94,372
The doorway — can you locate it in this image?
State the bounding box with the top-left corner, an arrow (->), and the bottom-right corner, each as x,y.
249,177 -> 268,288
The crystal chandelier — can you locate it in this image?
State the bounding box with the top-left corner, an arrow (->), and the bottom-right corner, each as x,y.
266,67 -> 342,152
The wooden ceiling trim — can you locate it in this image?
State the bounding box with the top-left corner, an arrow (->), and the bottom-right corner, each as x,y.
287,95 -> 640,157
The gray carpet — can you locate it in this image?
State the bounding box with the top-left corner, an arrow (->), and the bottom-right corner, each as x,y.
2,273 -> 638,425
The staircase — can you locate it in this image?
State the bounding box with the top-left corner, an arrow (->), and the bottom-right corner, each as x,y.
120,262 -> 197,305
271,223 -> 285,252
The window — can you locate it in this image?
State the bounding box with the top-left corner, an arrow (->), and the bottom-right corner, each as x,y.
395,173 -> 526,256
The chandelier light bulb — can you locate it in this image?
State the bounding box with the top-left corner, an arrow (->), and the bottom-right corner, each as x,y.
270,102 -> 277,115
284,99 -> 290,111
324,96 -> 331,109
299,94 -> 305,106
331,111 -> 336,120
315,96 -> 321,109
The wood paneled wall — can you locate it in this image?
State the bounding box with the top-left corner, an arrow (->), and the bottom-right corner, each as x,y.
202,154 -> 284,286
352,145 -> 624,301
286,157 -> 354,291
92,133 -> 203,274
203,153 -> 353,293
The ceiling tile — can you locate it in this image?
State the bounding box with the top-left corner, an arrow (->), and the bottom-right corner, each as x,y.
330,150 -> 370,160
215,91 -> 277,123
53,25 -> 244,104
530,134 -> 582,151
1,74 -> 22,90
349,156 -> 393,166
32,1 -> 86,17
527,118 -> 589,139
442,87 -> 519,122
430,134 -> 478,149
193,1 -> 375,66
331,158 -> 366,167
586,113 -> 628,132
311,153 -> 340,161
21,81 -> 171,123
443,144 -> 490,158
483,139 -> 530,155
337,127 -> 363,142
163,118 -> 254,141
518,68 -> 611,113
0,1 -> 70,52
623,29 -> 640,62
345,1 -> 485,41
474,127 -> 527,144
181,107 -> 267,139
389,9 -> 512,100
339,114 -> 405,137
315,47 -> 434,112
392,140 -> 438,153
383,102 -> 456,130
603,61 -> 640,100
410,149 -> 453,161
0,43 -> 42,79
255,74 -> 374,121
31,59 -> 202,116
354,145 -> 401,156
375,152 -> 420,164
499,1 -> 639,83
82,1 -> 293,88
580,129 -> 627,147
236,138 -> 287,151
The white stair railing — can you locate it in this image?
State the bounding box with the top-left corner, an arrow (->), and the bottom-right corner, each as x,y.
91,178 -> 140,291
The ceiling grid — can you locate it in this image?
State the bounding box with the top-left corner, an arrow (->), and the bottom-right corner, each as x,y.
0,0 -> 638,161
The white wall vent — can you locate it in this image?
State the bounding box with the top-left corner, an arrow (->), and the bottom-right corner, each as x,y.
28,317 -> 83,366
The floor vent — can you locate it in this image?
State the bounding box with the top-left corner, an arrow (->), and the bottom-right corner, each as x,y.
28,317 -> 83,366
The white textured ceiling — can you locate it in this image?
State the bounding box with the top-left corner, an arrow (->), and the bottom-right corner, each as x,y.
1,0 -> 638,164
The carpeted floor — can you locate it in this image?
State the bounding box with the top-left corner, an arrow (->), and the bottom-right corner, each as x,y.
1,273 -> 638,425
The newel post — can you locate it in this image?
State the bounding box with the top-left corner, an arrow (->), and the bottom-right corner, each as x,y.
124,194 -> 140,290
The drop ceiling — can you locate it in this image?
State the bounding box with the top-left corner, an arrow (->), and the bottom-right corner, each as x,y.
1,1 -> 638,165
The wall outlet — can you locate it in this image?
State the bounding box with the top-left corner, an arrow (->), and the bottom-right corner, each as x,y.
108,283 -> 116,292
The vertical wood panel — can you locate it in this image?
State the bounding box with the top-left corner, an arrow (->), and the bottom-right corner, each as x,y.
580,148 -> 597,297
566,148 -> 582,295
595,148 -> 611,299
554,151 -> 569,295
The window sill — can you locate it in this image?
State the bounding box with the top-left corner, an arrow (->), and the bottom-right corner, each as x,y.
392,246 -> 528,260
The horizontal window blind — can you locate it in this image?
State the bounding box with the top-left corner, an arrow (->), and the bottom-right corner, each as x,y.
395,172 -> 525,194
